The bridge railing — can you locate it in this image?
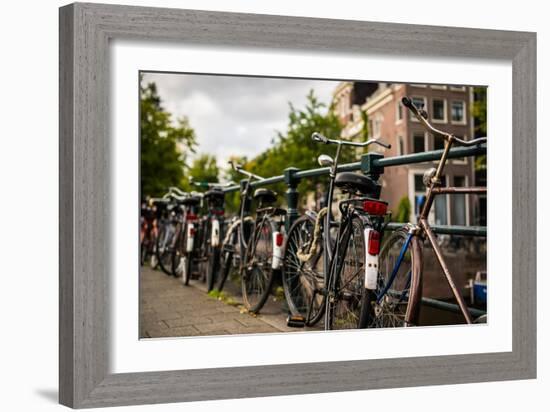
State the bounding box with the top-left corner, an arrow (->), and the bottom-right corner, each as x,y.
220,142 -> 487,318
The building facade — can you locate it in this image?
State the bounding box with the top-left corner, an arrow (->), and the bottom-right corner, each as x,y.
333,82 -> 483,227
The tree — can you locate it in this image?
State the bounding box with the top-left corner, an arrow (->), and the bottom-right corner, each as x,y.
236,90 -> 347,206
140,78 -> 197,197
472,87 -> 487,181
186,154 -> 220,190
394,196 -> 411,223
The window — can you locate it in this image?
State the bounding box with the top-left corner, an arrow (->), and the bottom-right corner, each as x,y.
450,85 -> 467,91
451,100 -> 466,124
434,135 -> 445,151
451,176 -> 467,226
396,101 -> 403,122
410,96 -> 426,121
430,84 -> 447,90
434,176 -> 448,225
413,132 -> 425,153
432,98 -> 447,122
413,174 -> 426,218
411,96 -> 426,109
370,113 -> 383,138
412,84 -> 427,88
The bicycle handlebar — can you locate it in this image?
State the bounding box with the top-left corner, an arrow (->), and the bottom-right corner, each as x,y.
191,180 -> 235,189
311,132 -> 391,149
402,97 -> 487,147
228,160 -> 265,181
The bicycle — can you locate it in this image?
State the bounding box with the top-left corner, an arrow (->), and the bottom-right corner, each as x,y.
216,161 -> 286,313
366,96 -> 487,327
282,133 -> 390,330
140,197 -> 160,268
191,180 -> 233,292
169,189 -> 204,285
155,191 -> 181,276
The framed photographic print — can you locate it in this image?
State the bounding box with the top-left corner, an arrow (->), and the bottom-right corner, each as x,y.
59,2 -> 536,408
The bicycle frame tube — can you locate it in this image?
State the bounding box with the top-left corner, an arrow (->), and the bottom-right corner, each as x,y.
376,232 -> 413,304
419,217 -> 473,324
323,143 -> 342,287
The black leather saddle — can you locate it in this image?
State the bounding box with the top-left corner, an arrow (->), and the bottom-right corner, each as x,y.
334,172 -> 380,197
253,188 -> 277,204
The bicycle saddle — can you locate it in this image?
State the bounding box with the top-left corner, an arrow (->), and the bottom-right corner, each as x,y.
178,196 -> 201,206
204,188 -> 225,199
253,188 -> 277,204
334,172 -> 380,197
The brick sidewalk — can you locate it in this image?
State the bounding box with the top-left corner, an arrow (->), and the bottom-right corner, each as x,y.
140,266 -> 319,338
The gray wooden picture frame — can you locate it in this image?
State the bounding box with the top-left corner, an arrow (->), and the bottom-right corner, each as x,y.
59,2 -> 536,408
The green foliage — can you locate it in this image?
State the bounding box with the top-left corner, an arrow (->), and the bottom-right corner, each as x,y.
394,196 -> 411,223
234,90 -> 347,209
186,154 -> 219,191
140,78 -> 197,197
472,87 -> 487,172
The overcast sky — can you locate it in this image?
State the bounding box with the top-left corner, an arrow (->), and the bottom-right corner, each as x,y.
142,72 -> 340,170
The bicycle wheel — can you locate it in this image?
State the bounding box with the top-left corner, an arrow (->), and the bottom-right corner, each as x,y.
216,220 -> 241,292
326,216 -> 371,330
157,221 -> 176,275
282,214 -> 325,326
206,245 -> 220,292
368,228 -> 423,327
171,226 -> 185,279
241,217 -> 276,313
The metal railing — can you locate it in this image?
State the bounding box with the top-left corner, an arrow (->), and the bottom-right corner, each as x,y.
223,143 -> 486,234
222,142 -> 487,318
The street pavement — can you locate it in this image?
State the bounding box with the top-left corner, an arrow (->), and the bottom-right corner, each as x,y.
140,266 -> 320,338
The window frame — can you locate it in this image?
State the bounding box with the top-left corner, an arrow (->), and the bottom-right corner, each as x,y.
431,97 -> 447,123
451,99 -> 467,125
410,95 -> 427,122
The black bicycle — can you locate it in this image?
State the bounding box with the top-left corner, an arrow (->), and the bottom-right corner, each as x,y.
216,162 -> 286,313
192,181 -> 232,292
282,133 -> 390,330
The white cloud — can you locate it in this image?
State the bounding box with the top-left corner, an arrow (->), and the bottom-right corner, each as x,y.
142,72 -> 339,172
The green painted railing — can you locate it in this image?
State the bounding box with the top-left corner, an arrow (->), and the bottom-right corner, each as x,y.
220,142 -> 487,318
224,143 -> 487,237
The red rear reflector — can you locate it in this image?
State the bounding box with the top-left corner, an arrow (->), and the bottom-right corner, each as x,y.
363,200 -> 388,216
368,230 -> 380,255
189,227 -> 196,236
275,232 -> 284,247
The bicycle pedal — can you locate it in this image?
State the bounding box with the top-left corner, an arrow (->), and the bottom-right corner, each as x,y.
286,315 -> 306,328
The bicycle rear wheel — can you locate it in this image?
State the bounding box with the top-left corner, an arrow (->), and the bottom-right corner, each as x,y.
242,217 -> 276,313
282,214 -> 325,326
326,216 -> 371,330
368,228 -> 423,327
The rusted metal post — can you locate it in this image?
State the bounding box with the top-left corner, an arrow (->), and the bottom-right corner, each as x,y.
284,167 -> 300,231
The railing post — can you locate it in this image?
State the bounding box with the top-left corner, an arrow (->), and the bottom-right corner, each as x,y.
284,167 -> 300,231
360,152 -> 385,180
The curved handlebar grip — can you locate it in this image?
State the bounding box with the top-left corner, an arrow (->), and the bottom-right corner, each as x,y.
401,96 -> 413,109
311,132 -> 329,144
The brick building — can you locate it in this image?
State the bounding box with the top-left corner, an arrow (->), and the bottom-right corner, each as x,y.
332,82 -> 484,226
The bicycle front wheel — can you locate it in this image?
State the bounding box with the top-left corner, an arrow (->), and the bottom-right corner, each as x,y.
216,220 -> 241,292
242,217 -> 276,313
282,214 -> 325,326
157,222 -> 176,275
368,228 -> 423,328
